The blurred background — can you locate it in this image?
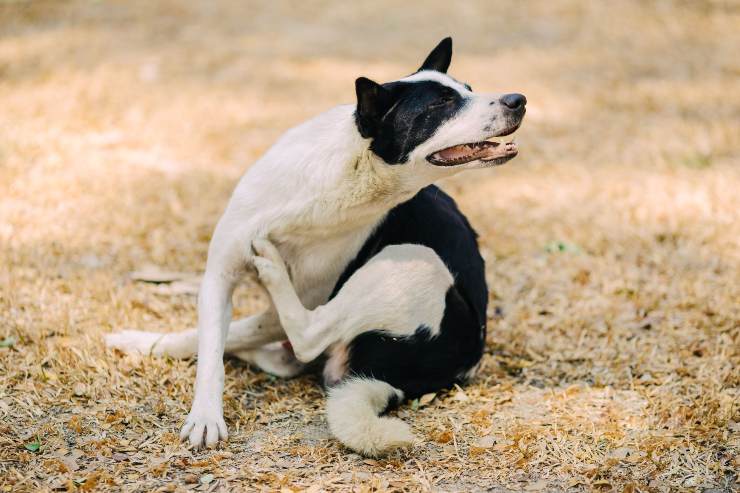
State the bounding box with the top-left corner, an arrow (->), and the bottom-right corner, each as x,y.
1,1 -> 738,491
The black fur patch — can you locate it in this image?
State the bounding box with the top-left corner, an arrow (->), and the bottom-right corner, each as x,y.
418,37 -> 452,73
354,37 -> 475,164
330,185 -> 488,400
365,80 -> 468,164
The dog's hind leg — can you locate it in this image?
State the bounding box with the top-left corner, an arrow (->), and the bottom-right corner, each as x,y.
105,309 -> 286,359
232,341 -> 306,378
252,239 -> 453,363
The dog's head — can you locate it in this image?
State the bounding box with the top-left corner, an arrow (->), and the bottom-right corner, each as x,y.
355,37 -> 525,171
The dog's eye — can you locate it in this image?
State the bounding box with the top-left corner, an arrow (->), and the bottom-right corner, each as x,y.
428,96 -> 456,109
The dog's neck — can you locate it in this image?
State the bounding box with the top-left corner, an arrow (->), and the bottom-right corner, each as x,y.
270,151 -> 413,243
266,106 -> 428,238
343,149 -> 416,211
233,104 -> 444,246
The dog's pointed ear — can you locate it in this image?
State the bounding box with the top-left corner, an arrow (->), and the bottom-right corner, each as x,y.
419,37 -> 452,73
355,77 -> 393,138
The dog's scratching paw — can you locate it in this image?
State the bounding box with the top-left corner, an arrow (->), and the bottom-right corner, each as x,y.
252,256 -> 278,284
105,329 -> 165,356
251,238 -> 289,285
251,238 -> 284,264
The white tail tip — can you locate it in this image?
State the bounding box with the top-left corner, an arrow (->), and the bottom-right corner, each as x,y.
326,378 -> 416,456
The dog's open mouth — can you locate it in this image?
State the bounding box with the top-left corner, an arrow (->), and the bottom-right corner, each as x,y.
426,125 -> 521,167
427,140 -> 518,166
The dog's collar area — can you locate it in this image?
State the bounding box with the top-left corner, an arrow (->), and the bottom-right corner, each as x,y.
427,140 -> 518,166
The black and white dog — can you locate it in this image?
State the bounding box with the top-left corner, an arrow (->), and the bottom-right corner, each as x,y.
106,38 -> 526,456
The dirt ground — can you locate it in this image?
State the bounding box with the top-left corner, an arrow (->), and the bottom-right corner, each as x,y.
1,1 -> 739,491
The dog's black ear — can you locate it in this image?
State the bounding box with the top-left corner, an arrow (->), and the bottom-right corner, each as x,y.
419,37 -> 452,73
355,77 -> 393,138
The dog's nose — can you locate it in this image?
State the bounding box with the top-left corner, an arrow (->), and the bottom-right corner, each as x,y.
500,93 -> 527,110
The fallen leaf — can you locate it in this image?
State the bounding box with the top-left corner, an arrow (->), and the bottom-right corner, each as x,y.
524,479 -> 548,491
567,478 -> 585,488
153,278 -> 201,296
78,472 -> 101,491
182,473 -> 199,484
493,439 -> 515,450
432,430 -> 453,444
73,382 -> 87,396
475,436 -> 495,448
53,449 -> 80,472
608,447 -> 646,463
200,473 -> 214,485
452,389 -> 469,402
419,392 -> 436,406
0,336 -> 15,348
130,265 -> 197,284
24,439 -> 41,452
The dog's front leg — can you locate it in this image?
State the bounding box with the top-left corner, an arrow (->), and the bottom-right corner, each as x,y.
180,224 -> 253,449
179,271 -> 232,448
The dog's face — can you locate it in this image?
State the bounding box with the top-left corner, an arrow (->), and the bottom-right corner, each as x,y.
355,37 -> 525,170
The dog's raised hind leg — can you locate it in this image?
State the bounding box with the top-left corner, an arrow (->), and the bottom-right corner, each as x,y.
252,239 -> 453,364
251,239 -> 316,360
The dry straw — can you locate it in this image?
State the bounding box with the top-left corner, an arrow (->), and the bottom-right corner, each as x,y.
1,1 -> 738,491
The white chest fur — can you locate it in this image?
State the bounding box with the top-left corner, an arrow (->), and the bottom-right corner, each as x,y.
271,223 -> 378,309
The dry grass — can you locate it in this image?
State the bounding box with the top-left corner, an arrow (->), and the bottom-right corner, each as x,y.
1,1 -> 739,491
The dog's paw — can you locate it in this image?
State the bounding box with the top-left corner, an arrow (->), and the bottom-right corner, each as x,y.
180,403 -> 228,449
252,256 -> 285,286
251,238 -> 285,266
105,329 -> 166,356
251,238 -> 289,286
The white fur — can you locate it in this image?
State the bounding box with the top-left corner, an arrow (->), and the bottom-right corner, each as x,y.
106,70 -> 512,449
232,341 -> 305,378
326,378 -> 415,456
323,343 -> 350,386
401,70 -> 473,94
253,240 -> 453,363
105,310 -> 283,359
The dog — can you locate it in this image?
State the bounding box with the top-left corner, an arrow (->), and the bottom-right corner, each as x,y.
106,37 -> 526,456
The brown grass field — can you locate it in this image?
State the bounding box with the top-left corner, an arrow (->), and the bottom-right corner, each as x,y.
1,1 -> 739,491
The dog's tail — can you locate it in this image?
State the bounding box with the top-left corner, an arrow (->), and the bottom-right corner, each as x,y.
326,377 -> 416,456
